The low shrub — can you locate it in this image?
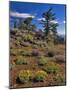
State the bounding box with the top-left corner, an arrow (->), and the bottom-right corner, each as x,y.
42,42 -> 47,47
54,74 -> 66,85
15,40 -> 21,47
18,70 -> 33,83
38,56 -> 49,66
10,49 -> 16,56
23,34 -> 33,42
17,37 -> 22,41
32,45 -> 38,49
31,40 -> 38,44
21,51 -> 31,56
15,30 -> 22,37
43,62 -> 59,74
34,70 -> 48,82
40,44 -> 44,48
27,34 -> 33,41
20,42 -> 31,47
15,58 -> 28,65
10,63 -> 15,70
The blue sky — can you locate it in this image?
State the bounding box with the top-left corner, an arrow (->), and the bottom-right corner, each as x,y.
9,1 -> 66,35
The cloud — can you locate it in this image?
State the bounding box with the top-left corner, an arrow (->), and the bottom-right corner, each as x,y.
63,20 -> 66,24
10,11 -> 35,18
37,18 -> 45,21
37,18 -> 58,24
57,20 -> 66,25
50,20 -> 58,24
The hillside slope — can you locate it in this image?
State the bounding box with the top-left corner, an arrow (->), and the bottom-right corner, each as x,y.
10,29 -> 66,88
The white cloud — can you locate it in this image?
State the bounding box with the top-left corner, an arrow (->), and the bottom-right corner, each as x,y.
37,18 -> 45,21
10,11 -> 35,18
59,20 -> 66,24
37,18 -> 58,24
57,29 -> 65,35
50,20 -> 58,24
63,20 -> 66,24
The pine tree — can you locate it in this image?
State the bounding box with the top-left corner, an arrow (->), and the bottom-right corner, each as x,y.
42,8 -> 58,44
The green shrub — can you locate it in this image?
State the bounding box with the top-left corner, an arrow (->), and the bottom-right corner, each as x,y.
17,37 -> 22,41
18,70 -> 33,83
42,42 -> 47,47
43,62 -> 59,74
54,74 -> 66,86
34,70 -> 48,82
27,34 -> 33,41
10,63 -> 15,70
15,58 -> 28,65
23,34 -> 33,42
21,42 -> 31,47
38,56 -> 49,66
10,49 -> 16,56
32,45 -> 38,49
21,51 -> 31,56
40,44 -> 44,48
36,41 -> 41,45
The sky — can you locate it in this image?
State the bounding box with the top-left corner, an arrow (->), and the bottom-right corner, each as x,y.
9,1 -> 66,35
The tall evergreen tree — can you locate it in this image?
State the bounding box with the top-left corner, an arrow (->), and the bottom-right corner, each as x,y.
42,8 -> 58,44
